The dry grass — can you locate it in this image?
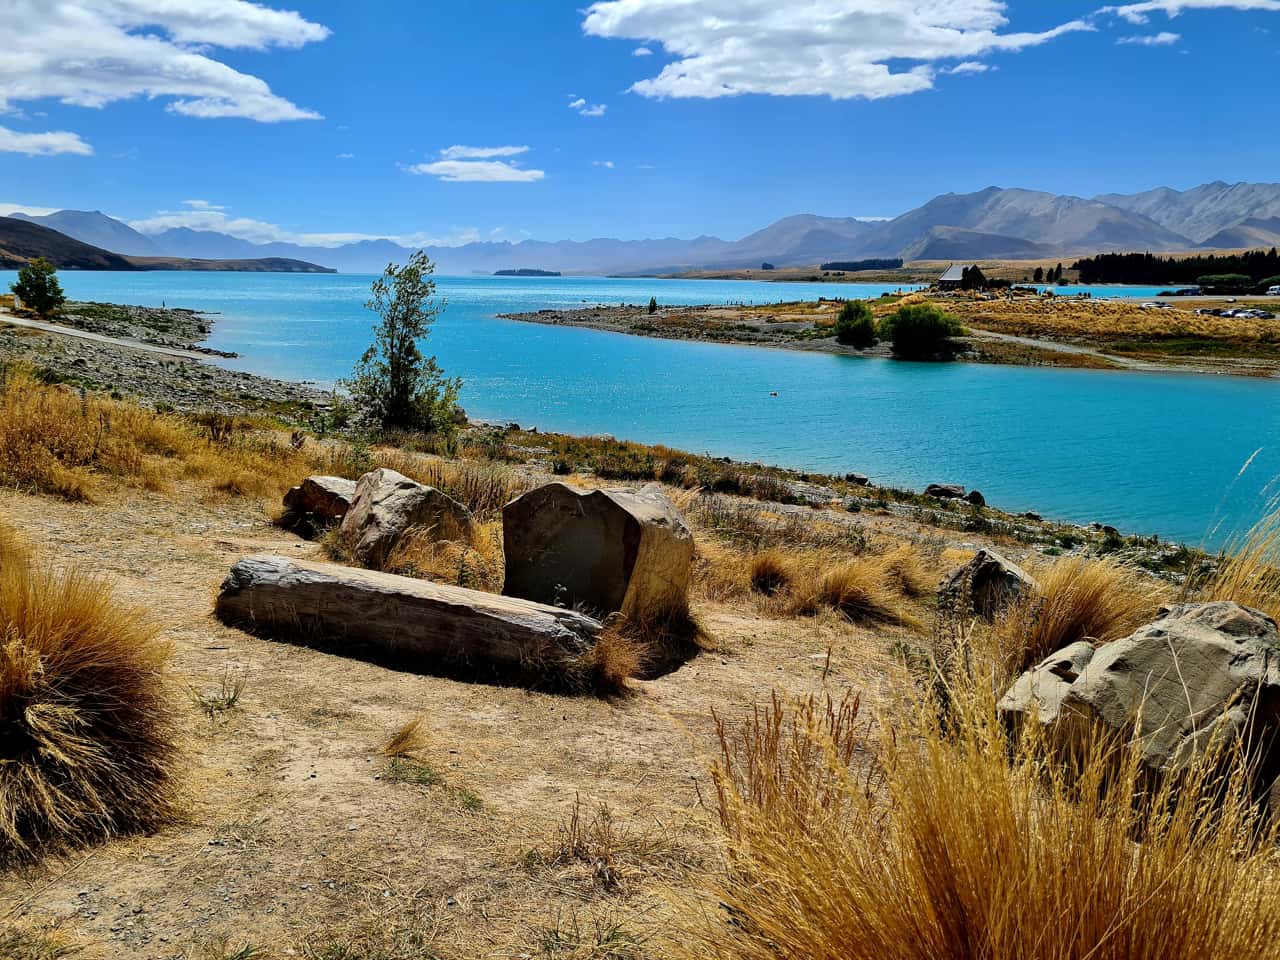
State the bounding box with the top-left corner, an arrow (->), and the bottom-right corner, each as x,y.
380,519 -> 506,591
379,716 -> 430,759
1197,508 -> 1280,621
674,676 -> 1280,960
0,523 -> 180,865
984,555 -> 1171,678
370,449 -> 533,519
748,549 -> 793,597
0,367 -> 326,503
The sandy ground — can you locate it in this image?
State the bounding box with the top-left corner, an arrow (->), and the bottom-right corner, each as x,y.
0,484 -> 919,959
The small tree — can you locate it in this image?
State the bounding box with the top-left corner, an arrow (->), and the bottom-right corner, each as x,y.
343,251 -> 460,433
1033,266 -> 1045,283
834,300 -> 877,348
648,296 -> 658,315
880,304 -> 964,359
11,257 -> 65,319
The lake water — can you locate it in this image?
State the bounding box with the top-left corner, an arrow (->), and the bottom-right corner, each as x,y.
2,270 -> 1276,545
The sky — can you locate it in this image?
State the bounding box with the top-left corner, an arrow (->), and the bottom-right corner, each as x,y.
1,0 -> 1278,248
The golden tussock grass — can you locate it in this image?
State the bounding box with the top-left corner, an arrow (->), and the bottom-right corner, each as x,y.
985,555 -> 1172,678
1197,508 -> 1280,622
380,519 -> 506,592
0,524 -> 181,865
380,716 -> 430,759
370,449 -> 533,519
674,674 -> 1280,960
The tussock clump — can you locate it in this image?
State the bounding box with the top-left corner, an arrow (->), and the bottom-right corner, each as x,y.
380,716 -> 429,759
381,520 -> 505,591
0,524 -> 180,864
988,555 -> 1170,677
1198,508 -> 1280,622
879,542 -> 931,598
794,558 -> 919,628
675,676 -> 1280,960
749,549 -> 794,596
561,628 -> 644,697
371,450 -> 533,519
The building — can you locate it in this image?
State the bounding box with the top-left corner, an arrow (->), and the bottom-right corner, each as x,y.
937,263 -> 985,291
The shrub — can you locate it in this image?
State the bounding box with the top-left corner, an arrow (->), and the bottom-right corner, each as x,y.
879,304 -> 964,359
1196,507 -> 1280,622
833,301 -> 877,348
10,257 -> 65,319
0,526 -> 180,864
749,549 -> 794,596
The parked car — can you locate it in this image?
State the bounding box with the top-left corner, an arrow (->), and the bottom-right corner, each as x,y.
1267,285 -> 1280,296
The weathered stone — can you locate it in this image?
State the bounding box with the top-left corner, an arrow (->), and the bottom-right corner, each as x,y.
999,602 -> 1280,781
964,489 -> 987,507
845,472 -> 870,486
939,548 -> 1038,619
340,468 -> 473,568
502,481 -> 693,620
926,483 -> 966,500
283,476 -> 357,523
215,555 -> 602,674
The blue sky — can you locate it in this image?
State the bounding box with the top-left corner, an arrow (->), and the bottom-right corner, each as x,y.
1,0 -> 1278,247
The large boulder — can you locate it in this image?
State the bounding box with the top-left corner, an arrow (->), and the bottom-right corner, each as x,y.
502,481 -> 693,620
281,476 -> 357,538
939,548 -> 1038,619
215,555 -> 602,677
926,483 -> 966,500
999,602 -> 1280,782
340,468 -> 473,568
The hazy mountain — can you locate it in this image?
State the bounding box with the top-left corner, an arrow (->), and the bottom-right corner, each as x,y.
0,216 -> 136,270
0,217 -> 332,273
1097,182 -> 1280,243
1199,216 -> 1280,250
11,209 -> 161,257
20,181 -> 1280,277
899,226 -> 1057,262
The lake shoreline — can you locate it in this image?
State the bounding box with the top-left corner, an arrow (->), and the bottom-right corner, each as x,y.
498,299 -> 1275,378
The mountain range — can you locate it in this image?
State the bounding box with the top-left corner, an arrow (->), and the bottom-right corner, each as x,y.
12,181 -> 1280,276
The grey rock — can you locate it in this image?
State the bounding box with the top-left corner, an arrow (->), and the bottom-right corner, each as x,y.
341,468 -> 474,568
283,476 -> 357,523
999,602 -> 1280,782
845,472 -> 870,486
926,483 -> 966,500
939,548 -> 1038,619
964,489 -> 987,507
215,555 -> 602,674
502,481 -> 693,620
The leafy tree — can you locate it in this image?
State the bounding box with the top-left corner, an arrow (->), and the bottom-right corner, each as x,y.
1033,266 -> 1044,283
648,296 -> 658,315
834,300 -> 878,347
960,265 -> 987,291
880,304 -> 964,359
343,251 -> 460,433
1196,274 -> 1254,293
10,257 -> 65,319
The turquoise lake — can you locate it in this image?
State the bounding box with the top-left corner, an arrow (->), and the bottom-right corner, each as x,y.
3,270 -> 1276,546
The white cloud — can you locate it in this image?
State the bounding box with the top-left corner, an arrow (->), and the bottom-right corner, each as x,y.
0,125 -> 93,156
1103,1 -> 1280,23
568,95 -> 608,116
582,0 -> 1092,100
593,159 -> 616,168
1117,29 -> 1181,42
336,152 -> 354,159
948,60 -> 991,73
633,45 -> 653,55
182,198 -> 225,210
440,144 -> 530,160
0,0 -> 327,127
0,201 -> 61,217
127,205 -> 483,248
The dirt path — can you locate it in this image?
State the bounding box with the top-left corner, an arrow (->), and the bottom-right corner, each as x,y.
0,309 -> 212,361
967,328 -> 1162,370
0,486 -> 909,959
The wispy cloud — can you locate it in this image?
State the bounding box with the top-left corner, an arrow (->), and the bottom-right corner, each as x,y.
633,45 -> 653,56
568,96 -> 608,116
582,0 -> 1092,100
336,152 -> 354,159
0,0 -> 328,136
1102,1 -> 1280,23
593,160 -> 615,168
1117,30 -> 1181,43
128,204 -> 483,248
440,145 -> 530,160
407,146 -> 545,183
948,61 -> 991,74
182,199 -> 225,211
0,125 -> 92,156
0,201 -> 61,217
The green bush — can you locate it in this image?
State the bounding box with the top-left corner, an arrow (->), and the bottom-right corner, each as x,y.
10,257 -> 65,319
1196,274 -> 1254,293
1256,275 -> 1280,293
834,301 -> 878,348
880,304 -> 964,359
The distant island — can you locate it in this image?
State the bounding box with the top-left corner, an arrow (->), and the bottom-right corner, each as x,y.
494,268 -> 561,277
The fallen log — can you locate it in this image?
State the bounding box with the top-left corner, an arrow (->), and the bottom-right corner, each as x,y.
215,555 -> 603,682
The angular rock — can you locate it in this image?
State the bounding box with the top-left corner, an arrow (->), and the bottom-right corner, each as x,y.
502,481 -> 693,620
340,468 -> 473,568
215,555 -> 602,674
926,483 -> 966,500
845,472 -> 870,486
999,602 -> 1280,780
939,548 -> 1038,619
964,489 -> 987,507
282,476 -> 357,530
